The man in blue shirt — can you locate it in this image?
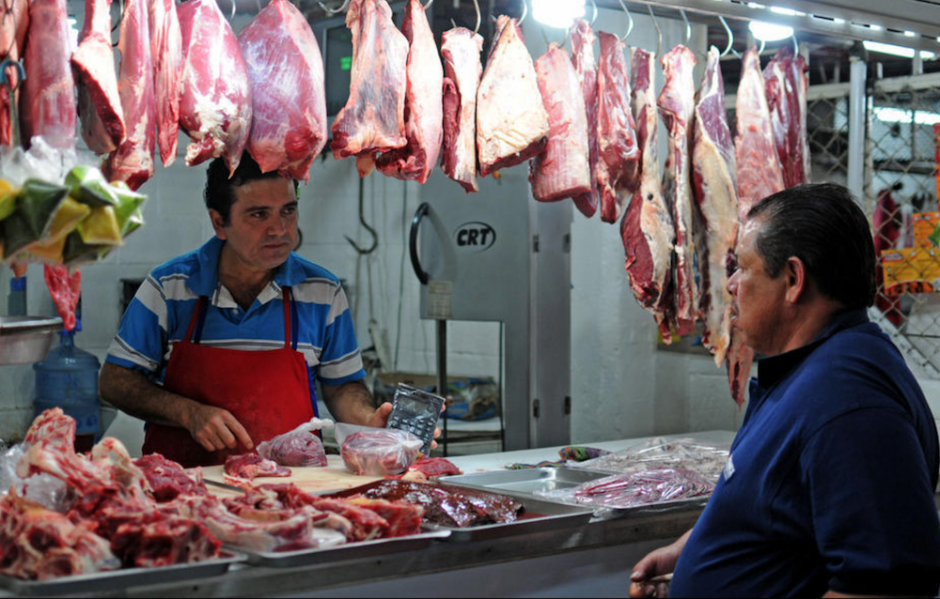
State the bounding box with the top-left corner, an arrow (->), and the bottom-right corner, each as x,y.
629,183 -> 940,597
99,154 -> 405,466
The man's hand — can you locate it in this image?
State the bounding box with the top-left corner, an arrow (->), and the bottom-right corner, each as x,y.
183,403 -> 253,452
628,529 -> 692,598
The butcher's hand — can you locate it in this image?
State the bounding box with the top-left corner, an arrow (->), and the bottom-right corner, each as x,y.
184,403 -> 253,453
628,530 -> 690,598
367,401 -> 445,450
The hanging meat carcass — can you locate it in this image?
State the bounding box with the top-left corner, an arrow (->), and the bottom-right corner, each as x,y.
177,0 -> 252,175
658,46 -> 697,335
0,0 -> 28,146
375,0 -> 443,183
149,0 -> 182,167
20,0 -> 76,150
692,47 -> 739,367
569,19 -> 599,217
238,0 -> 326,181
622,47 -> 675,341
476,15 -> 549,177
529,43 -> 591,202
72,0 -> 125,155
596,32 -> 639,224
764,47 -> 810,188
105,0 -> 156,190
330,0 -> 409,178
440,27 -> 483,193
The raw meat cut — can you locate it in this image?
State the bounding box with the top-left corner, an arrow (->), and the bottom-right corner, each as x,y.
223,453 -> 291,482
692,47 -> 739,367
20,0 -> 76,150
341,429 -> 421,476
658,46 -> 698,334
238,0 -> 326,181
71,0 -> 126,155
735,47 -> 785,220
346,497 -> 423,537
569,19 -> 599,217
134,454 -> 207,502
764,47 -> 810,188
596,32 -> 639,224
529,43 -> 591,202
105,0 -> 156,190
622,47 -> 675,341
43,264 -> 80,332
408,457 -> 462,478
440,27 -> 483,193
177,0 -> 252,175
476,15 -> 548,177
256,418 -> 331,468
149,0 -> 182,167
0,0 -> 28,146
330,0 -> 408,177
375,0 -> 443,183
109,514 -> 219,568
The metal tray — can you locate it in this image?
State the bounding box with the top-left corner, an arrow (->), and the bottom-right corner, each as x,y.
0,316 -> 62,365
232,529 -> 452,568
0,552 -> 246,596
438,467 -> 612,495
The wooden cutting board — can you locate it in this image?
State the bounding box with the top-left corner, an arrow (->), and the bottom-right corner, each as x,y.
202,455 -> 382,496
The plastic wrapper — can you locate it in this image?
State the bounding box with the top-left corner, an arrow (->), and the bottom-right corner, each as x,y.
569,437 -> 730,483
537,467 -> 715,509
256,418 -> 334,467
335,423 -> 423,477
0,444 -> 68,511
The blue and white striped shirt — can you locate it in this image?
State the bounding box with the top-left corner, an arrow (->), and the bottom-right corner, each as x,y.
106,237 -> 366,405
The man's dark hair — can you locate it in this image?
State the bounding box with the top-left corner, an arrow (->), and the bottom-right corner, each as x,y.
747,183 -> 877,309
204,153 -> 299,224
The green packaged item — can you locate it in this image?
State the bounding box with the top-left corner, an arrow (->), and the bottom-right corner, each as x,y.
62,230 -> 106,267
65,165 -> 118,207
16,179 -> 69,238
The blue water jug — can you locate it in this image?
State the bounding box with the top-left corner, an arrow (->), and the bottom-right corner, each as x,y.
33,330 -> 101,451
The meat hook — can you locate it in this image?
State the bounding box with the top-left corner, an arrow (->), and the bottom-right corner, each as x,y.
647,3 -> 661,56
616,0 -> 633,43
0,59 -> 24,147
719,15 -> 735,57
472,0 -> 480,35
517,0 -> 527,26
229,0 -> 237,21
345,177 -> 379,255
758,36 -> 766,56
423,0 -> 433,10
589,0 -> 597,26
319,0 -> 350,15
680,8 -> 691,47
791,32 -> 799,55
1,0 -> 17,61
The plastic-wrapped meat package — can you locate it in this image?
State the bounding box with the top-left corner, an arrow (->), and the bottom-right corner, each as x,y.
256,418 -> 334,467
537,467 -> 715,509
569,437 -> 730,482
335,424 -> 422,477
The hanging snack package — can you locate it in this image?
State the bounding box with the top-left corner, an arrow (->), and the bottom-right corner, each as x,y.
335,423 -> 423,477
256,418 -> 334,467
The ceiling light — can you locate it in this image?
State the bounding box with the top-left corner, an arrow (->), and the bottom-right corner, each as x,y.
904,30 -> 917,38
770,6 -> 805,17
532,0 -> 585,29
863,40 -> 935,59
748,20 -> 794,42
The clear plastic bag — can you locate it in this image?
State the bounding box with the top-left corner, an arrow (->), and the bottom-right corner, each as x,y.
334,423 -> 423,477
537,467 -> 715,509
256,418 -> 334,467
0,444 -> 26,498
0,444 -> 69,511
569,437 -> 730,483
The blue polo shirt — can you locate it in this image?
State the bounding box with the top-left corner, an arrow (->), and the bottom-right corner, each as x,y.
670,309 -> 940,597
106,237 -> 366,407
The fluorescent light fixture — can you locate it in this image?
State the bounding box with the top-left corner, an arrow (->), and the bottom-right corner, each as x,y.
904,30 -> 917,37
532,0 -> 585,29
863,40 -> 935,59
749,20 -> 794,41
748,2 -> 766,9
869,24 -> 883,31
770,6 -> 805,17
874,106 -> 940,126
833,17 -> 845,24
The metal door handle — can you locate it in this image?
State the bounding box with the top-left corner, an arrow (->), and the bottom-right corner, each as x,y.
410,202 -> 430,285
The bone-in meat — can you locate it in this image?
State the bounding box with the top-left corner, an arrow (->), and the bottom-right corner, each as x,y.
693,47 -> 739,367
476,15 -> 548,177
330,0 -> 409,177
596,32 -> 639,224
569,19 -> 599,217
440,27 -> 483,193
764,47 -> 810,188
376,0 -> 443,183
223,453 -> 291,482
149,0 -> 182,167
529,43 -> 591,202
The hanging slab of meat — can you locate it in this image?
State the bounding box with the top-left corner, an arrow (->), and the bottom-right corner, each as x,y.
569,19 -> 599,217
622,47 -> 675,342
105,0 -> 155,190
658,46 -> 698,334
692,47 -> 739,367
440,27 -> 483,193
177,0 -> 252,175
149,0 -> 182,167
735,47 -> 784,220
375,0 -> 443,183
330,0 -> 408,177
763,47 -> 810,188
20,0 -> 76,150
238,0 -> 326,181
596,32 -> 639,224
0,0 -> 28,146
529,43 -> 591,202
43,264 -> 81,332
71,0 -> 125,156
476,15 -> 548,177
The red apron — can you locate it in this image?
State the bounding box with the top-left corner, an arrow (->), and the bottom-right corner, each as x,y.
142,288 -> 315,467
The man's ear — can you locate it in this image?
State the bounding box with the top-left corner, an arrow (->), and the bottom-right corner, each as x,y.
784,256 -> 807,304
209,209 -> 227,240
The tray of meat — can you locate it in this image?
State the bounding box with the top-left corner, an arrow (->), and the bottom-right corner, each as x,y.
0,552 -> 247,596
438,467 -> 612,496
329,479 -> 594,542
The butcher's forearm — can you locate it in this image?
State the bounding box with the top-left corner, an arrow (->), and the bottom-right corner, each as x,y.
99,362 -> 195,428
322,381 -> 376,425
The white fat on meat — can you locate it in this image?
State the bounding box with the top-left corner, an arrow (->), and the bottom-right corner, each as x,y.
440,27 -> 483,193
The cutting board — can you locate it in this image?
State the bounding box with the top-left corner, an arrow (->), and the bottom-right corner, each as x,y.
202,455 -> 382,496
